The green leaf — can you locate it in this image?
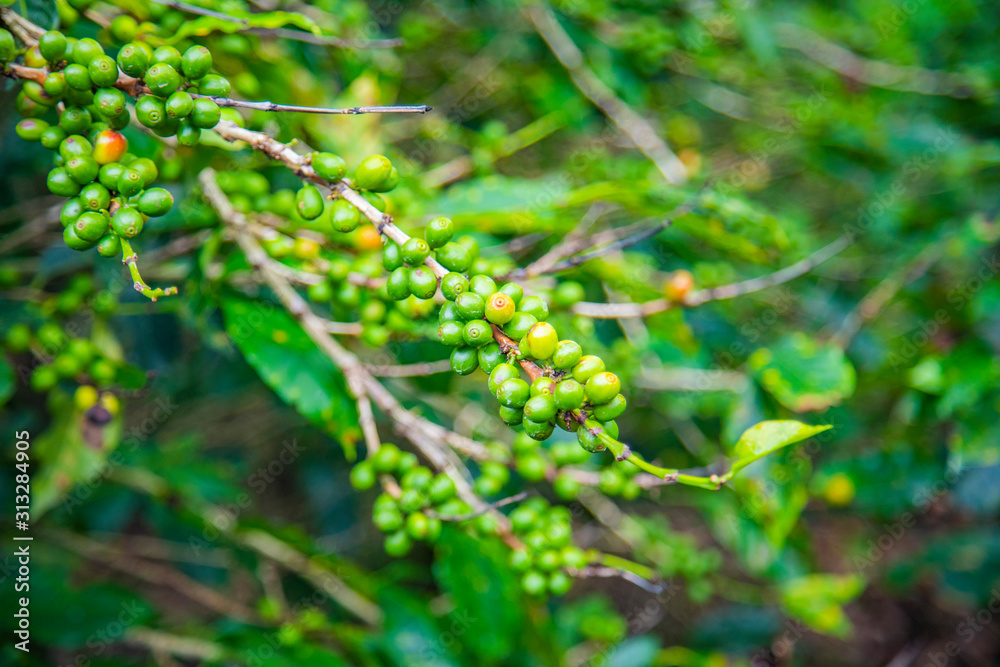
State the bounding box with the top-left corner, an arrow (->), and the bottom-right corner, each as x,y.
433,527 -> 526,662
165,10 -> 327,44
220,293 -> 360,458
749,333 -> 856,412
779,573 -> 865,638
0,357 -> 14,406
731,420 -> 831,475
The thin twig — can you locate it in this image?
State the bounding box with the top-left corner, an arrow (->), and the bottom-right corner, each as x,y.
429,491 -> 529,522
524,4 -> 687,184
569,565 -> 666,594
246,27 -> 404,49
571,235 -> 851,318
364,360 -> 453,377
775,23 -> 973,98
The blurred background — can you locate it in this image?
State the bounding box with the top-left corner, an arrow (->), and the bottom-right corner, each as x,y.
2,0 -> 1000,665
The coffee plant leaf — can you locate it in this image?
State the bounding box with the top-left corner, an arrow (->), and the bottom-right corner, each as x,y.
749,334 -> 857,412
221,293 -> 360,457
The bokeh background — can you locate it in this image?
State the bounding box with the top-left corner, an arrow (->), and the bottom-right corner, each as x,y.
2,0 -> 1000,665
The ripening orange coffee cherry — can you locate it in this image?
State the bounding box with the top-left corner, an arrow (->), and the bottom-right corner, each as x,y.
91,129 -> 128,165
664,269 -> 694,303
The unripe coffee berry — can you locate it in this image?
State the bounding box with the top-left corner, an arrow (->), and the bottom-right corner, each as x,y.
295,185 -> 324,220
408,268 -> 438,299
349,460 -> 376,490
435,241 -> 472,272
577,427 -> 606,453
454,292 -> 486,320
165,91 -> 194,118
572,355 -> 606,383
39,31 -> 67,62
497,378 -> 530,408
117,43 -> 149,77
522,322 -> 558,360
312,152 -> 346,181
524,393 -> 557,422
111,206 -> 144,238
151,45 -> 182,70
502,312 -> 537,341
477,344 -> 504,373
354,154 -> 393,191
554,379 -> 584,410
74,211 -> 108,242
585,372 -> 620,404
485,292 -> 515,324
327,198 -> 360,233
145,63 -> 181,97
519,295 -> 549,321
180,45 -> 212,79
499,405 -> 524,425
462,319 -> 492,347
87,55 -> 119,87
424,216 -> 454,248
450,347 -> 478,375
402,237 -> 431,266
190,98 -> 221,129
592,394 -> 626,421
488,363 -> 519,395
441,272 -> 468,300
499,282 -> 524,307
386,267 -> 410,300
138,187 -> 174,217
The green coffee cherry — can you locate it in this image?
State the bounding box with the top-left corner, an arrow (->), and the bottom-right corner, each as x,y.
549,571 -> 573,596
146,63 -> 181,97
382,242 -> 403,271
354,154 -> 393,190
87,55 -> 119,87
48,168 -> 82,197
180,45 -> 212,79
585,372 -> 621,405
71,38 -> 103,66
425,216 -> 454,248
79,182 -> 111,211
572,355 -> 606,383
296,185 -> 324,220
516,450 -> 549,478
129,158 -> 158,186
117,168 -> 144,197
372,443 -> 401,473
136,95 -> 166,128
592,393 -> 626,421
523,417 -> 554,441
94,88 -> 127,117
190,98 -> 221,128
109,14 -> 138,43
111,206 -> 144,238
196,73 -> 231,97
96,233 -> 122,258
441,272 -> 468,300
39,31 -> 68,63
60,107 -> 92,133
554,379 -> 585,410
438,321 -> 464,347
408,268 -> 438,299
502,312 -> 536,341
427,474 -> 456,503
454,292 -> 486,320
138,188 -> 174,217
165,91 -> 194,118
117,43 -> 150,77
66,156 -> 99,184
488,363 -> 519,395
499,405 -> 524,425
384,530 -> 412,557
519,295 -> 549,321
435,241 -> 472,272
577,426 -> 606,453
462,319 -> 492,347
312,152 -> 346,181
497,378 -> 530,408
469,275 -> 496,299
151,46 -> 181,70
61,136 -> 93,161
0,29 -> 13,63
521,322 -> 557,360
74,211 -> 108,242
524,393 -> 557,422
15,120 -> 48,142
98,162 -> 126,191
553,340 -> 583,369
401,237 -> 431,266
63,224 -> 96,251
327,198 -> 360,233
450,347 -> 478,375
477,344 -> 504,373
61,198 -> 85,227
386,267 -> 410,300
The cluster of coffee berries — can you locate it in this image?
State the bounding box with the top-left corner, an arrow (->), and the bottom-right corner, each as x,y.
429,258 -> 626,452
5,320 -> 126,392
348,444 -> 459,557
508,497 -> 583,596
7,27 -> 237,257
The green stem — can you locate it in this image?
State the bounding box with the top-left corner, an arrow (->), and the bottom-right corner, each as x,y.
120,237 -> 178,302
590,551 -> 660,582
